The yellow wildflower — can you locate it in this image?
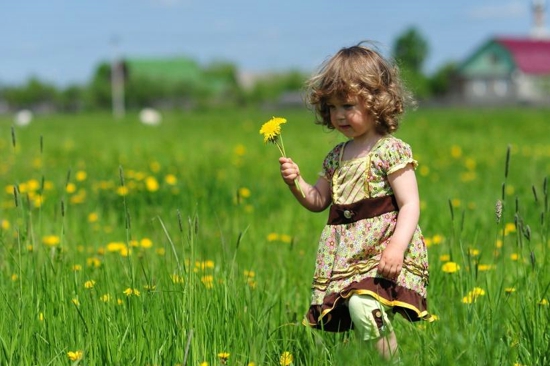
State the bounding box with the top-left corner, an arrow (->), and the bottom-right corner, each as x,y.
439,254 -> 450,262
140,238 -> 153,248
72,298 -> 80,306
75,170 -> 87,181
279,351 -> 293,366
100,294 -> 111,302
1,219 -> 10,230
510,253 -> 519,261
88,212 -> 99,223
539,299 -> 549,306
123,288 -> 140,297
441,262 -> 460,273
164,174 -> 177,185
72,264 -> 82,272
267,233 -> 280,242
42,235 -> 60,246
259,116 -> 286,143
145,176 -> 159,192
238,187 -> 251,198
67,350 -> 83,361
505,288 -> 516,293
84,280 -> 96,289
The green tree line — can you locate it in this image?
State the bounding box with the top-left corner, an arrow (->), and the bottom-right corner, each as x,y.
0,27 -> 456,112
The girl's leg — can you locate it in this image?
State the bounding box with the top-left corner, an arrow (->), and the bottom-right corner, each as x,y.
374,330 -> 398,360
347,294 -> 399,361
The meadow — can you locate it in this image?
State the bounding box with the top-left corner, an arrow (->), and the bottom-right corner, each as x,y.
0,107 -> 549,365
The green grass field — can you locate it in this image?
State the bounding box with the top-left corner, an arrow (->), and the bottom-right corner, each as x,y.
0,107 -> 549,365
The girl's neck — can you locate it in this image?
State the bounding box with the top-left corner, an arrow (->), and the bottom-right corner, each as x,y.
346,133 -> 385,159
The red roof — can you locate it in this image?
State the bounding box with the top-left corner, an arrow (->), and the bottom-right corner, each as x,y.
496,37 -> 550,74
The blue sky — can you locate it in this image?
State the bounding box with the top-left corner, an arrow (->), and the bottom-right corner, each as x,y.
1,0 -> 541,87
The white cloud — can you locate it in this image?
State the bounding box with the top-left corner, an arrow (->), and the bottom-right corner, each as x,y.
468,1 -> 528,20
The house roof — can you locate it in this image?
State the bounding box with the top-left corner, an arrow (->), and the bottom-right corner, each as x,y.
495,37 -> 550,74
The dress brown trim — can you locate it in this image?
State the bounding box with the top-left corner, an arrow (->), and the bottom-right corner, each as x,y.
327,195 -> 398,225
304,277 -> 430,333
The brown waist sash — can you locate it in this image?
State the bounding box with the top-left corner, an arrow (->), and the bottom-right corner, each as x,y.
327,195 -> 398,225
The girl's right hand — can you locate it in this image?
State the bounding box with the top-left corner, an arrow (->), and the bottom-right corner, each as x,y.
279,157 -> 300,186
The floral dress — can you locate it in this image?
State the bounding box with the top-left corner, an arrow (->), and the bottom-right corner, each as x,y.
304,136 -> 430,332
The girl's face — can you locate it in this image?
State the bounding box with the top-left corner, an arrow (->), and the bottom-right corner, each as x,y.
327,95 -> 376,141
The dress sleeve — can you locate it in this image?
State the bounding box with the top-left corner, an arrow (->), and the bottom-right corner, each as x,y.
318,142 -> 344,181
380,138 -> 418,175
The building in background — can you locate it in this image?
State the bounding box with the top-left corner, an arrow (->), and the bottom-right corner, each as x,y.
454,0 -> 550,105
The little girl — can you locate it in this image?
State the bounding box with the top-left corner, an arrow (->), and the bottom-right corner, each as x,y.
279,42 -> 430,360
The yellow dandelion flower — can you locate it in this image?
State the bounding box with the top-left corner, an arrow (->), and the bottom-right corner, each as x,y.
280,234 -> 292,243
75,170 -> 87,181
100,294 -> 111,302
238,187 -> 251,198
462,294 -> 475,304
156,247 -> 165,256
439,254 -> 450,262
477,264 -> 495,271
72,298 -> 80,306
145,176 -> 159,192
450,145 -> 462,158
539,299 -> 549,306
510,253 -> 519,261
505,288 -> 516,293
495,239 -> 503,248
129,239 -> 139,247
468,248 -> 480,256
67,350 -> 83,361
165,174 -> 177,185
248,363 -> 256,366
471,287 -> 485,296
1,219 -> 10,230
442,262 -> 460,273
88,212 -> 99,223
42,235 -> 60,246
140,238 -> 153,248
144,284 -> 156,291
116,186 -> 129,196
117,298 -> 123,305
259,116 -> 286,143
84,280 -> 96,289
171,274 -> 184,284
279,351 -> 293,366
66,182 -> 77,193
87,257 -> 101,268
200,362 -> 209,366
11,274 -> 18,281
72,264 -> 82,272
39,312 -> 44,321
504,222 -> 516,235
201,275 -> 214,289
451,198 -> 461,207
267,233 -> 280,242
432,234 -> 444,244
123,288 -> 140,297
244,270 -> 255,278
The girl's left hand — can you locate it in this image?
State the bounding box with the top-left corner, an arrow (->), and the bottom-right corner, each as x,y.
378,246 -> 404,279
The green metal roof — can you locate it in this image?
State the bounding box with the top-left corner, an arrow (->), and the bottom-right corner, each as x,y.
458,40 -> 516,77
125,57 -> 202,85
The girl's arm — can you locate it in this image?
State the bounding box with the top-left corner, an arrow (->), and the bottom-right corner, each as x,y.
377,164 -> 420,279
279,157 -> 332,212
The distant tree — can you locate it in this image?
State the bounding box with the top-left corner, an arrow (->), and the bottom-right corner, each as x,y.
2,77 -> 59,109
393,27 -> 429,73
392,27 -> 430,99
429,61 -> 458,96
86,62 -> 112,110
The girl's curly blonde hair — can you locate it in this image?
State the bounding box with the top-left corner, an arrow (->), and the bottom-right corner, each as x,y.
306,41 -> 414,134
